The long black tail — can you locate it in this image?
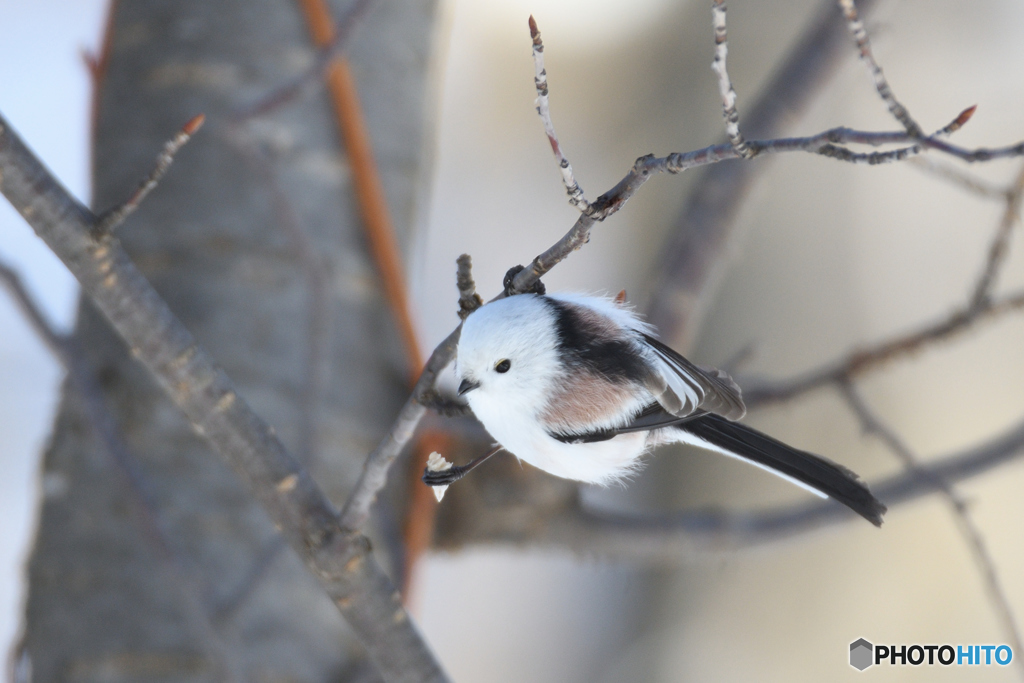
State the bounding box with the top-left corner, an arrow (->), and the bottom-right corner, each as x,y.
678,414 -> 886,526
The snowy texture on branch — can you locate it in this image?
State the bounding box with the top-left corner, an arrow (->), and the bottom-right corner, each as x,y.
529,16 -> 590,213
838,0 -> 922,136
711,1 -> 753,158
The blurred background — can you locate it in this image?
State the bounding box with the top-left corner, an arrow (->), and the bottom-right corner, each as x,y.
3,0 -> 1024,681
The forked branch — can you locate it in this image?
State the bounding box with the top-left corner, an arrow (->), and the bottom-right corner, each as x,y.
341,11 -> 1024,537
0,112 -> 449,683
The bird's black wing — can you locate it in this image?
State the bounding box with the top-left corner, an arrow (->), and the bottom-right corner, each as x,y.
640,334 -> 746,421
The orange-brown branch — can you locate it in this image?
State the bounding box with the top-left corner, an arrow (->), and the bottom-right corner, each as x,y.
296,0 -> 438,601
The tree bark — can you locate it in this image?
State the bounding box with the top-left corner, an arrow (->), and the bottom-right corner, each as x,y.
21,0 -> 437,679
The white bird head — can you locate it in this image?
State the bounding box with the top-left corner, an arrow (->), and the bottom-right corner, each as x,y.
456,294 -> 561,414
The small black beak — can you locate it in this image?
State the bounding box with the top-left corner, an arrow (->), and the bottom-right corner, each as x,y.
458,378 -> 481,396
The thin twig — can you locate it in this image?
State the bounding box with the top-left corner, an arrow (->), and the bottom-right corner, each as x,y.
456,254 -> 483,320
711,0 -> 753,158
908,156 -> 1007,200
339,259 -> 489,532
235,0 -> 374,120
969,162 -> 1024,310
920,136 -> 1024,163
744,158 -> 1024,408
647,0 -> 884,345
838,0 -> 922,136
937,104 -> 977,137
92,114 -> 205,237
83,1 -> 117,138
339,327 -> 461,531
508,114 -> 1016,295
293,0 -> 445,601
211,536 -> 288,623
840,382 -> 1024,668
529,16 -> 590,212
0,262 -> 64,350
418,389 -> 472,417
0,111 -> 449,682
743,289 -> 1024,407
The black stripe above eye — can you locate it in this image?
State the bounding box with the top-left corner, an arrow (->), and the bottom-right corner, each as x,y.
542,298 -> 647,382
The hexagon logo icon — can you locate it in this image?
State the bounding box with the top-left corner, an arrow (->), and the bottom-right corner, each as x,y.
850,638 -> 874,671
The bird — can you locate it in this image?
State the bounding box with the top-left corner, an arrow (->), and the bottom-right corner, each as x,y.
426,291 -> 886,526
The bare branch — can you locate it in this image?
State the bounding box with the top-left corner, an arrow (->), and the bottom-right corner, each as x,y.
362,110 -> 1022,515
647,0 -> 885,344
0,261 -> 65,351
937,104 -> 977,137
814,141 -> 918,164
235,0 -> 374,120
743,289 -> 1024,407
923,136 -> 1024,163
456,253 -> 483,320
908,155 -> 1007,199
743,155 -> 1024,409
293,0 -> 446,598
92,114 -> 204,237
969,163 -> 1024,310
0,112 -> 449,682
337,255 -> 494,530
840,382 -> 1024,664
508,117 -> 1021,295
838,0 -> 922,136
744,107 -> 989,161
340,327 -> 461,531
529,16 -> 590,212
418,389 -> 472,417
212,536 -> 287,622
711,0 -> 753,158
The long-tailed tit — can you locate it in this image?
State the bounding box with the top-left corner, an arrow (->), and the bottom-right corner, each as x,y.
427,291 -> 885,526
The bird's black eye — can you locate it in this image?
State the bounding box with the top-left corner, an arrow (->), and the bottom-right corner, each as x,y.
495,359 -> 511,373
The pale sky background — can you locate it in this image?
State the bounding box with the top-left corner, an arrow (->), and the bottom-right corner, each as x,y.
0,0 -> 107,662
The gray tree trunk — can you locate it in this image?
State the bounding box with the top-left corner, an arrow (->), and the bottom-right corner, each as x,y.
21,0 -> 437,679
